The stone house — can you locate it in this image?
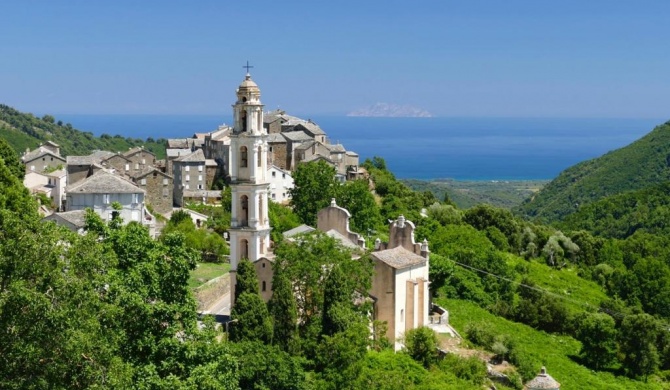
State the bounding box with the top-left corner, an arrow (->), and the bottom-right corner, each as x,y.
21,142 -> 66,173
66,158 -> 103,186
101,152 -> 133,175
267,133 -> 289,170
282,130 -> 313,170
123,147 -> 156,172
166,148 -> 192,177
287,121 -> 327,144
267,165 -> 293,204
43,210 -> 87,234
66,170 -> 155,234
371,215 -> 430,349
172,149 -> 217,207
130,167 -> 174,215
204,126 -> 231,170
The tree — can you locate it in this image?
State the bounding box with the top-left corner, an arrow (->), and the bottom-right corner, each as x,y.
0,138 -> 25,180
575,312 -> 618,370
235,258 -> 259,303
336,178 -> 382,233
463,204 -> 521,251
273,233 -> 372,328
232,341 -> 307,390
403,326 -> 438,368
0,156 -> 34,215
268,270 -> 298,352
289,160 -> 339,225
619,313 -> 661,380
230,292 -> 273,344
322,265 -> 353,336
41,114 -> 55,123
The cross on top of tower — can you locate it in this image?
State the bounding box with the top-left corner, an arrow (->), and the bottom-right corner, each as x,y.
243,60 -> 253,75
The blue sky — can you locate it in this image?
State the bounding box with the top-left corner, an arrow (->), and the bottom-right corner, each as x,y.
2,0 -> 669,117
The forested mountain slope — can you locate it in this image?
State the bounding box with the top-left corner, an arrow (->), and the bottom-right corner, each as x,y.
560,182 -> 670,239
516,120 -> 670,222
0,104 -> 166,158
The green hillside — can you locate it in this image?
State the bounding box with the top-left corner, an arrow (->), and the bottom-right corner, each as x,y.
560,182 -> 670,239
516,120 -> 670,223
0,104 -> 166,159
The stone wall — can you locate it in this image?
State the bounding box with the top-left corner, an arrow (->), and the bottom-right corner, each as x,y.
269,142 -> 288,170
138,172 -> 173,215
194,273 -> 231,312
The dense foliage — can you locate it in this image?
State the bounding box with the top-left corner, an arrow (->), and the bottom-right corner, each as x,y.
517,120 -> 670,222
0,104 -> 166,158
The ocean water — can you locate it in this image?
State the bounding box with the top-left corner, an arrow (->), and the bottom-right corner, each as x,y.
57,115 -> 664,180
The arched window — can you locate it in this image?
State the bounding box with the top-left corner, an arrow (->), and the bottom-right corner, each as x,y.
241,110 -> 248,132
241,239 -> 249,259
257,146 -> 262,167
240,146 -> 247,168
240,195 -> 248,226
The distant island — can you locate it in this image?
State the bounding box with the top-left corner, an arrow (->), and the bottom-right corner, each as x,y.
347,102 -> 433,118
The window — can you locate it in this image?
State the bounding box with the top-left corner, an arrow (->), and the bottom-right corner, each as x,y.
140,178 -> 146,185
125,164 -> 130,171
50,157 -> 53,161
198,165 -> 203,172
240,146 -> 248,167
198,175 -> 202,181
282,173 -> 286,179
272,193 -> 276,199
272,171 -> 276,177
185,165 -> 190,172
262,281 -> 266,292
141,158 -> 146,164
102,194 -> 110,204
132,193 -> 139,204
135,163 -> 139,170
197,184 -> 203,189
400,309 -> 404,322
185,184 -> 190,190
163,178 -> 168,185
30,165 -> 34,171
163,188 -> 169,197
186,175 -> 190,182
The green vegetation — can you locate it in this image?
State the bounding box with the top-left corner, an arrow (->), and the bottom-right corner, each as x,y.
188,262 -> 230,288
0,104 -> 167,159
560,182 -> 670,239
403,178 -> 548,209
444,299 -> 665,390
517,120 -> 670,223
3,113 -> 670,390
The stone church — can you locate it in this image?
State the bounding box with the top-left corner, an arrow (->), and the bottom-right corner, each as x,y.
226,70 -> 431,347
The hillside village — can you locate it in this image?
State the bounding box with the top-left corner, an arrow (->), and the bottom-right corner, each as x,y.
10,72 -> 670,390
20,106 -> 364,234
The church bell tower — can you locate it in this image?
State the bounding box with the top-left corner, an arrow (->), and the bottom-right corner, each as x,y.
228,66 -> 271,301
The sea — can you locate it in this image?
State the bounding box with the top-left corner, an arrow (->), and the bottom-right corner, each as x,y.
55,115 -> 666,181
